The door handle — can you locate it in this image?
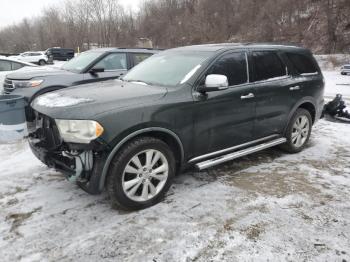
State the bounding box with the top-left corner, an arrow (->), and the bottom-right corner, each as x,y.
289,86 -> 300,91
241,93 -> 255,100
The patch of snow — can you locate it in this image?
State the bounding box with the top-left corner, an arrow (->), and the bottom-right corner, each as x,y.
33,93 -> 93,108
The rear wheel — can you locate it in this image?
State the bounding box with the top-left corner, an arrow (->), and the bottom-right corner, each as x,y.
281,108 -> 312,153
107,137 -> 175,210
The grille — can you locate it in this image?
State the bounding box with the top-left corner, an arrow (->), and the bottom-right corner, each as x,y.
3,78 -> 15,94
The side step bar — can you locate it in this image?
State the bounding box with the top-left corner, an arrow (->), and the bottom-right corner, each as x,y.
195,138 -> 287,170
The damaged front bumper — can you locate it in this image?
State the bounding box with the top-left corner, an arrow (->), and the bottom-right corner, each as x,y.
27,112 -> 109,194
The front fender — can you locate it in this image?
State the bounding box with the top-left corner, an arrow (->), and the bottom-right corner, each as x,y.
97,127 -> 185,192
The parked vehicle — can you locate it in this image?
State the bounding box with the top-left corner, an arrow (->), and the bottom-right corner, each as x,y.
45,48 -> 75,62
0,57 -> 37,92
11,52 -> 48,65
3,48 -> 159,105
28,44 -> 324,210
341,64 -> 350,75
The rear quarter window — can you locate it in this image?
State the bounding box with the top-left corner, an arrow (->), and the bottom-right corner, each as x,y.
252,51 -> 287,82
286,52 -> 319,75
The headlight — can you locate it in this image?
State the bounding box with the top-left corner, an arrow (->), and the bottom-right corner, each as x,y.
55,119 -> 104,144
13,79 -> 44,88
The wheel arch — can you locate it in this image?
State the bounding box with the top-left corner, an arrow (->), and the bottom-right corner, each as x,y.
284,97 -> 317,134
98,127 -> 185,192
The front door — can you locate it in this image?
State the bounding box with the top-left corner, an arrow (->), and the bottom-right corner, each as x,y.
83,52 -> 128,84
193,51 -> 256,156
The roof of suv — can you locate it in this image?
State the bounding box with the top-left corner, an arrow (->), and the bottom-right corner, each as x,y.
86,47 -> 162,54
172,43 -> 307,52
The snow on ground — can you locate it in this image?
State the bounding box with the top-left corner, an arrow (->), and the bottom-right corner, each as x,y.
0,121 -> 350,261
0,122 -> 350,262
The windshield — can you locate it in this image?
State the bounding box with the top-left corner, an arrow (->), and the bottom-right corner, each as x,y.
123,51 -> 213,87
62,52 -> 102,72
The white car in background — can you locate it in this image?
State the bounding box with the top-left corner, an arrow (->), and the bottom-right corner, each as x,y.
11,51 -> 48,65
341,64 -> 350,75
0,57 -> 37,93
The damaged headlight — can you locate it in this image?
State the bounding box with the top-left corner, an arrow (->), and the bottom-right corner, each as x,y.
55,119 -> 104,144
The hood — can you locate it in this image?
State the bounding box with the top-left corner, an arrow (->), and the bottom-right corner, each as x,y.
6,66 -> 75,80
31,80 -> 167,119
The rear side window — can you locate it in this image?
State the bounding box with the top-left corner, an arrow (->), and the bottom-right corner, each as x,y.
253,51 -> 286,81
286,52 -> 318,74
208,52 -> 248,86
132,53 -> 152,66
12,62 -> 24,70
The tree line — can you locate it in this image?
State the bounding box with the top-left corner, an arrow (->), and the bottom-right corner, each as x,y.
0,0 -> 349,54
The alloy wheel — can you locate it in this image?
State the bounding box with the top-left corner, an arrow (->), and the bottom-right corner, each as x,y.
291,115 -> 310,148
122,149 -> 169,202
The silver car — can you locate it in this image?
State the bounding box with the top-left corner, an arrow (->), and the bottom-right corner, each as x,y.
341,64 -> 350,75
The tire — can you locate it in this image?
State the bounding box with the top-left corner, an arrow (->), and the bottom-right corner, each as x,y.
107,137 -> 176,210
280,108 -> 312,153
39,60 -> 46,66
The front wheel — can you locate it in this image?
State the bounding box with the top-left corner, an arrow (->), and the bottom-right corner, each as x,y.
107,137 -> 175,210
38,60 -> 46,66
281,108 -> 312,153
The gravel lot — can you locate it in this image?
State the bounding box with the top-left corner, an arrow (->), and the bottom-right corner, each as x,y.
0,69 -> 350,261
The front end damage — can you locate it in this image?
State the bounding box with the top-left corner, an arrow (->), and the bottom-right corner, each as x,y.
27,111 -> 108,194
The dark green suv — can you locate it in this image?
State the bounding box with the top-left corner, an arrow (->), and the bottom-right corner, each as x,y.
28,44 -> 324,210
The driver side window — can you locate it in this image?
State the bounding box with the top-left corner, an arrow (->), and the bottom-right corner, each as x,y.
207,52 -> 248,86
94,53 -> 127,71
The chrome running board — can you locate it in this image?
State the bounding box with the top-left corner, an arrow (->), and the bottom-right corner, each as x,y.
195,138 -> 287,170
189,134 -> 279,163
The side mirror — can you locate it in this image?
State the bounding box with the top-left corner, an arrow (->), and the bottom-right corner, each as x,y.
198,74 -> 229,93
89,67 -> 105,75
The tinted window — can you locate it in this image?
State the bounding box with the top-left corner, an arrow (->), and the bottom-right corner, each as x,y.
208,52 -> 248,86
12,62 -> 24,70
132,53 -> 152,66
0,60 -> 11,71
94,53 -> 127,70
253,51 -> 286,81
286,52 -> 318,74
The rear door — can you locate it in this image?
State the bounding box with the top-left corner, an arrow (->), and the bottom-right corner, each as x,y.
193,51 -> 256,155
252,50 -> 301,138
83,52 -> 128,83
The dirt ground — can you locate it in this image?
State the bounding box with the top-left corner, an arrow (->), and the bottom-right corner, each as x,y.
0,119 -> 350,262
